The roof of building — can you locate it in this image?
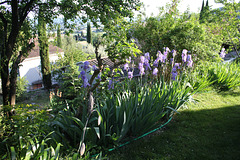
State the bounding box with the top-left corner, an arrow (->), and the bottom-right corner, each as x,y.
28,44 -> 63,59
88,57 -> 115,68
27,37 -> 63,59
76,57 -> 140,77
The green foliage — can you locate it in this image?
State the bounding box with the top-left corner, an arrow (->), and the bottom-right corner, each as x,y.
96,78 -> 193,147
0,104 -> 49,138
131,1 -> 179,59
51,60 -> 82,113
199,0 -> 210,23
0,0 -> 141,105
16,77 -> 29,101
186,62 -> 213,92
51,35 -> 90,71
188,61 -> 240,91
208,62 -> 240,91
49,107 -> 84,149
4,135 -> 61,160
104,18 -> 141,63
0,104 -> 49,157
166,19 -> 222,62
204,1 -> 240,54
131,16 -> 174,59
132,12 -> 223,62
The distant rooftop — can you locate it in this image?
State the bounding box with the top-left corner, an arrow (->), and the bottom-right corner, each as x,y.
28,38 -> 63,59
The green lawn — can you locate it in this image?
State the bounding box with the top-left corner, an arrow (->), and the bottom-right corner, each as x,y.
109,89 -> 240,160
0,89 -> 50,107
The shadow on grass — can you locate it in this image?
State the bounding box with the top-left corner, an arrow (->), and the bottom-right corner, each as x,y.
109,105 -> 240,160
218,89 -> 240,97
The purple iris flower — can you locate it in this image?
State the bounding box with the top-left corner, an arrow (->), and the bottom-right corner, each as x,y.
172,50 -> 177,58
159,53 -> 165,63
163,51 -> 168,58
172,66 -> 177,72
83,61 -> 90,70
144,58 -> 151,71
92,65 -> 97,71
157,51 -> 162,57
174,63 -> 181,69
182,49 -> 188,63
139,67 -> 145,75
153,68 -> 158,76
126,57 -> 131,63
220,48 -> 226,59
170,58 -> 174,64
165,47 -> 170,52
128,71 -> 133,79
124,63 -> 129,71
80,70 -> 90,88
81,70 -> 85,76
139,62 -> 145,75
163,47 -> 170,58
171,71 -> 178,80
171,64 -> 179,80
153,58 -> 160,67
83,78 -> 90,88
140,56 -> 145,63
139,62 -> 143,69
108,79 -> 114,90
186,55 -> 193,67
96,74 -> 101,81
144,52 -> 150,60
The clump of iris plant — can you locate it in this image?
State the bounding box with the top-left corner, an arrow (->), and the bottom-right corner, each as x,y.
152,48 -> 194,81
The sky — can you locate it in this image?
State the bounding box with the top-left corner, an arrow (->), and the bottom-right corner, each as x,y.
139,0 -> 226,17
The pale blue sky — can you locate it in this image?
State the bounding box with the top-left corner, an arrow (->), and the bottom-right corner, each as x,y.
139,0 -> 227,17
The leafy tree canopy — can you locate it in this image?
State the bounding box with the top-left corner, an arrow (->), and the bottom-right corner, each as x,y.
0,0 -> 142,106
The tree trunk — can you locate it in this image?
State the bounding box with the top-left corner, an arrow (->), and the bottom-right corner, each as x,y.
9,54 -> 23,105
9,68 -> 17,106
1,58 -> 10,106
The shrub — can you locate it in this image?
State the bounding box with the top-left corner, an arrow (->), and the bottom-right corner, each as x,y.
0,104 -> 49,157
131,13 -> 223,62
16,77 -> 29,101
164,19 -> 223,62
186,62 -> 213,92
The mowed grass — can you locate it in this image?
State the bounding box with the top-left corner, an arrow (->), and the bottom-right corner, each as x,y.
109,88 -> 240,160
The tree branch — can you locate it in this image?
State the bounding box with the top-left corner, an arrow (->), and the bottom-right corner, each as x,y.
20,0 -> 35,25
0,1 -> 10,5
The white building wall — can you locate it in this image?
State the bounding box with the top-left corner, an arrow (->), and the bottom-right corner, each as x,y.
19,53 -> 63,85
